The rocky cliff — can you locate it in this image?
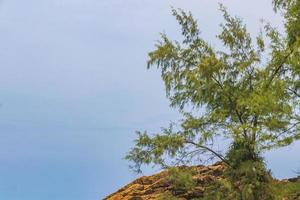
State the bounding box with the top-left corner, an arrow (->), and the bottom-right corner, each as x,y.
104,162 -> 300,200
104,162 -> 225,200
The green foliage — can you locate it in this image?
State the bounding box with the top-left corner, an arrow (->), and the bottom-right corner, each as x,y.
199,141 -> 274,200
125,127 -> 185,173
127,1 -> 300,171
273,0 -> 300,45
126,1 -> 300,199
226,141 -> 261,168
159,193 -> 182,200
273,0 -> 300,113
168,167 -> 196,192
272,179 -> 300,199
225,143 -> 274,200
200,179 -> 236,200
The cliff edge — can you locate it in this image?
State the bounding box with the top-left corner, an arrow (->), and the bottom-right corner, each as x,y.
104,162 -> 300,200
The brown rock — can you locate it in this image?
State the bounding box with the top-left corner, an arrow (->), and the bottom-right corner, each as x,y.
104,162 -> 300,200
104,162 -> 225,200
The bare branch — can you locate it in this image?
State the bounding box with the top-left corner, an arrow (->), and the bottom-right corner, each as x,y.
185,140 -> 231,167
288,88 -> 300,98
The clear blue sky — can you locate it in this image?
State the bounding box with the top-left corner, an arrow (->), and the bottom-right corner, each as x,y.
0,0 -> 299,199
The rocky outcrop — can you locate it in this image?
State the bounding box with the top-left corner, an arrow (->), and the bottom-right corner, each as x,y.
104,163 -> 300,200
104,162 -> 226,200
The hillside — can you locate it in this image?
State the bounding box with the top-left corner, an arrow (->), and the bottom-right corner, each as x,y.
104,162 -> 300,200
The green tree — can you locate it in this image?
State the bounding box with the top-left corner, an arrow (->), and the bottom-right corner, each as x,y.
126,1 -> 300,198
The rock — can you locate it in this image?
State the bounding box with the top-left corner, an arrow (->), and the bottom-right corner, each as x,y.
104,162 -> 300,200
104,162 -> 225,200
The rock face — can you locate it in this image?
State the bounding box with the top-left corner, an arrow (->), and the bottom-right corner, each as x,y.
104,162 -> 226,200
104,163 -> 300,200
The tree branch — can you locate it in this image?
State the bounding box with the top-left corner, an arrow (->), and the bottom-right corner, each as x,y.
288,87 -> 300,98
212,75 -> 247,138
273,121 -> 300,141
185,140 -> 231,167
266,49 -> 293,88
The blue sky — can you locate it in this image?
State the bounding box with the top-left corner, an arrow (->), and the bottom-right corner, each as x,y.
0,0 -> 299,199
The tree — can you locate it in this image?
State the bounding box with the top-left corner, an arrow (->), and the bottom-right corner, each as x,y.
273,0 -> 300,46
126,1 -> 300,198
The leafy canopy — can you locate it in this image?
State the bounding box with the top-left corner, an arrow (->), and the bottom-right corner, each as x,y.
126,2 -> 300,173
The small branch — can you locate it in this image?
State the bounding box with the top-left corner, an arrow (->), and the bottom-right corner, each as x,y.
288,88 -> 300,98
266,49 -> 294,88
275,121 -> 300,139
174,149 -> 203,166
185,140 -> 231,167
212,75 -> 245,128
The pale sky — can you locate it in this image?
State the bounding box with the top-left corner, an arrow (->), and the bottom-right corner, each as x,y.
0,0 -> 298,199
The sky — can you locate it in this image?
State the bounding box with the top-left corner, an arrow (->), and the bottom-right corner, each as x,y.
0,0 -> 299,199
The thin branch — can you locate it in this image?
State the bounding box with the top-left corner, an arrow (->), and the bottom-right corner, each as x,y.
174,149 -> 203,166
273,121 -> 300,141
266,49 -> 294,88
212,75 -> 247,138
288,88 -> 300,98
185,140 -> 231,167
